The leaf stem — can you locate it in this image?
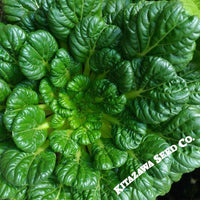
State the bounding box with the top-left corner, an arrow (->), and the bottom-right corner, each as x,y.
34,140 -> 49,156
83,56 -> 91,76
102,113 -> 120,126
125,88 -> 143,99
38,104 -> 50,110
36,121 -> 50,130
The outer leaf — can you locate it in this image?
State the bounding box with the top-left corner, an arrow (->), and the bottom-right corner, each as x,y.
122,1 -> 200,71
15,79 -> 38,90
18,12 -> 36,32
119,157 -> 156,200
55,150 -> 99,190
28,178 -> 72,200
0,79 -> 11,103
92,139 -> 128,170
69,16 -> 106,62
72,170 -> 132,200
2,0 -> 40,27
48,0 -> 102,39
163,106 -> 200,146
120,156 -> 172,200
0,174 -> 27,200
19,30 -> 58,80
136,134 -> 173,179
34,0 -> 55,30
0,141 -> 15,156
0,24 -> 27,57
103,0 -> 131,26
187,82 -> 200,104
129,57 -> 189,124
0,25 -> 26,84
100,170 -> 132,200
12,106 -> 48,153
96,25 -> 122,49
3,87 -> 39,132
0,147 -> 56,187
171,145 -> 200,174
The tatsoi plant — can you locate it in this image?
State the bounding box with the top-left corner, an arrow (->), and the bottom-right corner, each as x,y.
0,0 -> 200,199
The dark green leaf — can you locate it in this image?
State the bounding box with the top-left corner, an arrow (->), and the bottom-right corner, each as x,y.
19,30 -> 58,80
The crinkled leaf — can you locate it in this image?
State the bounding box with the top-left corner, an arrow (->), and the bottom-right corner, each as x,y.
129,57 -> 189,124
12,106 -> 48,153
72,117 -> 102,145
90,48 -> 121,73
103,0 -> 131,26
50,58 -> 70,87
108,60 -> 134,93
0,24 -> 27,57
100,170 -> 132,200
136,134 -> 172,179
119,157 -> 156,200
96,25 -> 122,49
28,178 -> 72,200
15,79 -> 38,90
19,30 -> 58,80
70,114 -> 102,145
55,150 -> 99,190
67,75 -> 90,93
112,120 -> 147,150
55,48 -> 82,75
3,87 -> 39,132
49,130 -> 79,157
2,0 -> 40,27
163,106 -> 200,146
69,16 -> 106,62
48,0 -> 102,39
171,145 -> 200,174
0,79 -> 11,103
122,1 -> 200,71
0,25 -> 26,84
0,174 -> 27,200
187,82 -> 200,104
50,114 -> 66,129
0,148 -> 56,187
93,79 -> 127,114
50,99 -> 74,118
39,78 -> 57,105
92,139 -> 128,170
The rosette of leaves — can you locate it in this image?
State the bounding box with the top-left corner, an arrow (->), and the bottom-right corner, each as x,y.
1,1 -> 200,200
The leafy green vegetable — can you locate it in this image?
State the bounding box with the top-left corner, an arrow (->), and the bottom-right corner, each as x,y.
1,1 -> 200,199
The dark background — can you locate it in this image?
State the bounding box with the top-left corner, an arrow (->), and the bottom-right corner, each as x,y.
157,168 -> 200,200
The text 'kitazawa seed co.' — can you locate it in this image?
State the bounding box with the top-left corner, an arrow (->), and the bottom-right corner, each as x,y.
114,136 -> 195,195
